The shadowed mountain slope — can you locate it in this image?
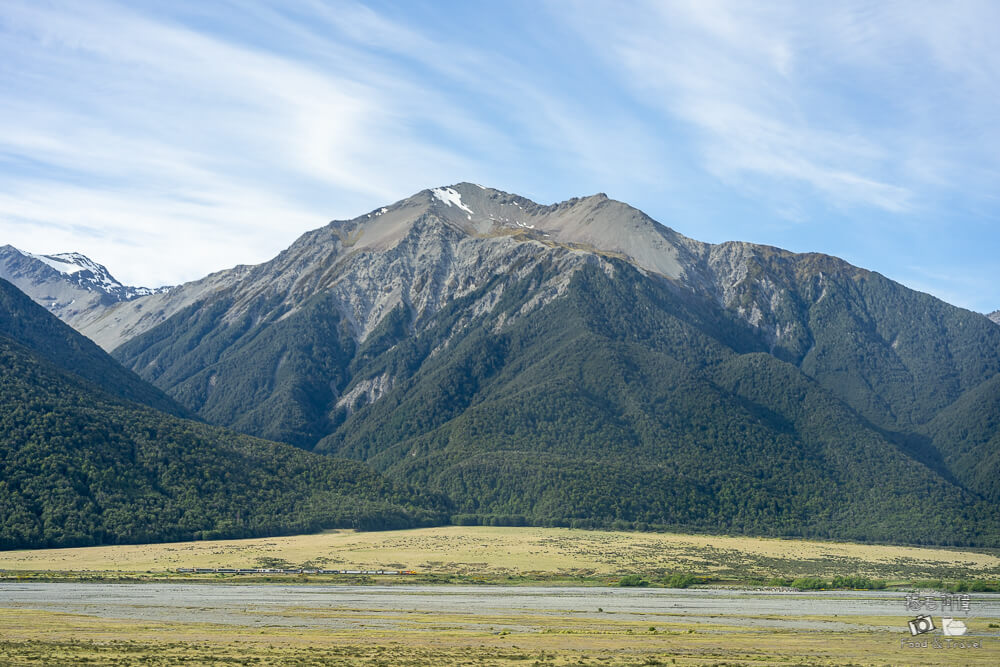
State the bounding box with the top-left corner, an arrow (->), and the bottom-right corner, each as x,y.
0,278 -> 186,416
0,280 -> 448,549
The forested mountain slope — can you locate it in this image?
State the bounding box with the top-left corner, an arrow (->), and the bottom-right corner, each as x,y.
93,184 -> 1000,545
0,282 -> 448,549
0,278 -> 185,416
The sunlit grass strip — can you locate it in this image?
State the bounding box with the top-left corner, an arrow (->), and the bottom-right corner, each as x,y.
2,525 -> 999,582
3,607 -> 1000,666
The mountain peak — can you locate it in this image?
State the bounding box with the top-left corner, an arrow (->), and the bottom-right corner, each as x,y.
988,310 -> 1000,325
0,245 -> 173,341
3,246 -> 170,300
327,184 -> 695,290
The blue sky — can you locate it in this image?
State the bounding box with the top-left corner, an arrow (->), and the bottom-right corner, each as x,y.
1,1 -> 998,312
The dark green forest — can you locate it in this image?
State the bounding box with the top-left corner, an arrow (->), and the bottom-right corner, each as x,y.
0,279 -> 185,416
109,247 -> 1000,547
0,279 -> 448,549
314,262 -> 1000,545
0,337 -> 448,548
9,225 -> 1000,550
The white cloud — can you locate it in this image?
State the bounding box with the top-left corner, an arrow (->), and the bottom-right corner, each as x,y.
558,0 -> 1000,214
0,0 -> 490,283
0,0 -> 680,288
0,179 -> 324,288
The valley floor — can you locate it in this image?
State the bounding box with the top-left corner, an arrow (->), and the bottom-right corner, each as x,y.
2,527 -> 1000,665
1,585 -> 998,666
2,526 -> 1000,582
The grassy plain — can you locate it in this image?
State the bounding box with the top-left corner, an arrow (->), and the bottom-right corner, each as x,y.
3,606 -> 998,666
2,525 -> 1000,582
0,610 -> 1000,666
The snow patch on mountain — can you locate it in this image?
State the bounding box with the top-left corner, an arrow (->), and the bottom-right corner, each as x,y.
432,187 -> 474,215
28,252 -> 89,275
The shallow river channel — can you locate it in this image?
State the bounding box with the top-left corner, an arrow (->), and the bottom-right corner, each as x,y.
2,583 -> 1000,634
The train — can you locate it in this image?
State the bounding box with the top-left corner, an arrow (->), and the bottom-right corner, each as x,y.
174,567 -> 416,575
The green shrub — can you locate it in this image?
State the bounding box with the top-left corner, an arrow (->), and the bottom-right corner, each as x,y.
831,575 -> 886,590
791,577 -> 827,590
662,573 -> 698,588
618,574 -> 650,587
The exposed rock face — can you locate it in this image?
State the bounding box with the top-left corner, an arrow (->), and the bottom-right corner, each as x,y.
989,310 -> 1000,325
0,184 -> 883,357
72,184 -> 697,351
77,265 -> 252,351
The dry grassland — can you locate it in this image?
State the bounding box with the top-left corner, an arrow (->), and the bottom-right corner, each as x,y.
2,606 -> 998,666
2,526 -> 1000,580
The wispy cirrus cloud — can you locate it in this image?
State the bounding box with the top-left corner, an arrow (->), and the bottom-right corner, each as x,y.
1,1 -> 998,312
0,0 -> 670,286
560,0 -> 920,214
551,0 -> 1000,310
0,0 -> 460,283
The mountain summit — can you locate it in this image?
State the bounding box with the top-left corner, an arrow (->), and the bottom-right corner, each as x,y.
81,183 -> 1000,545
6,183 -> 1000,544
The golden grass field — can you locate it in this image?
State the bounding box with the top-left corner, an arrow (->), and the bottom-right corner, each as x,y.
1,606 -> 997,666
2,525 -> 1000,580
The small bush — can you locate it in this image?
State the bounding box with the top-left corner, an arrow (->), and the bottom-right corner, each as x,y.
791,577 -> 826,590
662,573 -> 698,588
619,574 -> 650,587
831,575 -> 886,590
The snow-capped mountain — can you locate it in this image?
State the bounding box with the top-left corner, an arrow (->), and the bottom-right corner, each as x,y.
21,250 -> 168,300
0,245 -> 170,334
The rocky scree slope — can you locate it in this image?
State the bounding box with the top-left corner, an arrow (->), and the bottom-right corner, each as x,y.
0,246 -> 172,345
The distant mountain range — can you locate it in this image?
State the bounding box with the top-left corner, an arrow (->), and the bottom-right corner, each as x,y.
0,245 -> 172,346
4,183 -> 1000,546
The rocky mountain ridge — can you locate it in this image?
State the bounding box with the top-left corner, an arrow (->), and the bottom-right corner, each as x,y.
13,184 -> 877,354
